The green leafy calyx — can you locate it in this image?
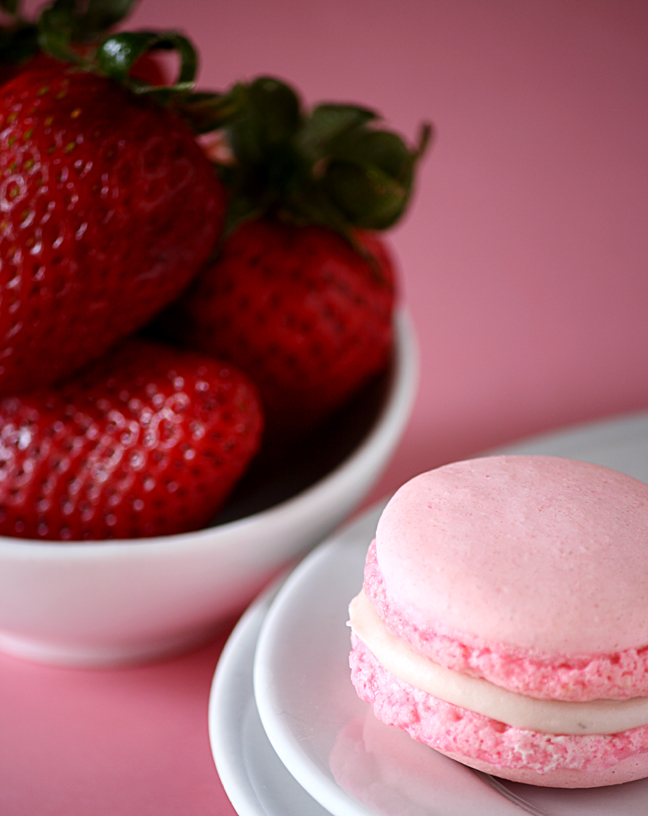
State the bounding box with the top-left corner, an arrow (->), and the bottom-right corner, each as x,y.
213,76 -> 432,235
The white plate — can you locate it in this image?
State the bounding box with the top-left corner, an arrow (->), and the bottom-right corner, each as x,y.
209,578 -> 332,816
250,411 -> 648,816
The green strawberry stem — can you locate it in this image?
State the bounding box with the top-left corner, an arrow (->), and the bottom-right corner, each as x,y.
209,76 -> 432,241
1,0 -> 139,65
36,4 -> 201,101
95,31 -> 196,87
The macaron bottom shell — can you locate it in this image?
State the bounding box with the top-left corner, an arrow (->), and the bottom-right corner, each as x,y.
350,636 -> 648,788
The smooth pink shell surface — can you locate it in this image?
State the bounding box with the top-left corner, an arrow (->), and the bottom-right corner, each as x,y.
369,455 -> 648,701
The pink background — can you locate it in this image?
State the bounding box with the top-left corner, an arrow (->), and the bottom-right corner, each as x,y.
2,1 -> 647,814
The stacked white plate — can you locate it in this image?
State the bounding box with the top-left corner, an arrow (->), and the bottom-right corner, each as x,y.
209,411 -> 648,816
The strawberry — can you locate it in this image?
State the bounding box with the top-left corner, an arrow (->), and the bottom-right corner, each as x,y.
0,61 -> 225,395
169,219 -> 396,439
0,337 -> 263,540
0,1 -> 234,396
163,77 -> 430,441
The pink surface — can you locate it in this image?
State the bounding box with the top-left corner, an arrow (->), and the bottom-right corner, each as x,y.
0,625 -> 238,815
350,636 -> 648,788
367,457 -> 648,701
3,1 -> 648,813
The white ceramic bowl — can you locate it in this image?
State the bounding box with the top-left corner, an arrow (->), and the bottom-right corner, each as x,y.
0,310 -> 418,667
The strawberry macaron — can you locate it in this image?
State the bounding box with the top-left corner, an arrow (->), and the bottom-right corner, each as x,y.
348,455 -> 648,787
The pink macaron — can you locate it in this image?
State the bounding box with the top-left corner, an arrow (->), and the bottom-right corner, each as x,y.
348,455 -> 648,787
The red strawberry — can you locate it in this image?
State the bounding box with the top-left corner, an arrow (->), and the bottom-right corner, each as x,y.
0,338 -> 263,540
0,62 -> 225,395
161,77 -> 429,441
168,219 -> 396,439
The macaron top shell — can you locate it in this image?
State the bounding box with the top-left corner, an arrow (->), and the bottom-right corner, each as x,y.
375,456 -> 648,658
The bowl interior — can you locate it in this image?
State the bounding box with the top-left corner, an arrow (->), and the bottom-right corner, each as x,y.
214,366 -> 392,524
201,309 -> 415,526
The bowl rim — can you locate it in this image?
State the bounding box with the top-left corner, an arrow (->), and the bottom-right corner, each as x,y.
0,308 -> 418,559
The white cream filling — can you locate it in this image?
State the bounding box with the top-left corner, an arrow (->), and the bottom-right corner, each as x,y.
349,591 -> 648,736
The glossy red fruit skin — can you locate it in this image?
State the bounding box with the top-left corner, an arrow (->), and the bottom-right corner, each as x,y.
0,339 -> 263,541
0,65 -> 225,395
168,219 -> 396,440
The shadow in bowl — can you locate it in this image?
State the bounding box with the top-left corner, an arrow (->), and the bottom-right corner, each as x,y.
214,362 -> 393,524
